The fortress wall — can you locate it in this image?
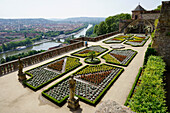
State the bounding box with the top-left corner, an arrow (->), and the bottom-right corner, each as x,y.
142,13 -> 160,20
152,1 -> 170,66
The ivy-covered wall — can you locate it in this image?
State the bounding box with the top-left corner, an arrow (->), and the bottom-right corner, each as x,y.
152,1 -> 170,66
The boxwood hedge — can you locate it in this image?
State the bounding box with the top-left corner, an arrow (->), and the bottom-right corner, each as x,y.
24,56 -> 82,91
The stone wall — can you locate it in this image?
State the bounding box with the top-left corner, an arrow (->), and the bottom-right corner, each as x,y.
119,20 -> 133,32
0,41 -> 84,76
142,13 -> 160,20
152,1 -> 170,66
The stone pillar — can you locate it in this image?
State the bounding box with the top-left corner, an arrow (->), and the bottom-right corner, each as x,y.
18,57 -> 26,81
67,75 -> 79,110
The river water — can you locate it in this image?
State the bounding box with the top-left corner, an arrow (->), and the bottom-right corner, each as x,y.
0,24 -> 92,59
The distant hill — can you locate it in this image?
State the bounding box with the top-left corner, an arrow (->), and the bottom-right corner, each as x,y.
0,17 -> 106,24
48,17 -> 106,23
0,18 -> 55,24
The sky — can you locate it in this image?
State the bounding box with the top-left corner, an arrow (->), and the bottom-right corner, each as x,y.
0,0 -> 162,19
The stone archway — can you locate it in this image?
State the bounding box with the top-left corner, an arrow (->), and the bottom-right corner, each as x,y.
125,19 -> 154,33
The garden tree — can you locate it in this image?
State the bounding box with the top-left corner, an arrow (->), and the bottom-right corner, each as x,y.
96,21 -> 107,35
105,16 -> 114,33
89,51 -> 96,61
93,25 -> 98,34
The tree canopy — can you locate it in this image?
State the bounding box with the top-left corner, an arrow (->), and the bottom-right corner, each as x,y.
154,5 -> 162,11
94,13 -> 131,36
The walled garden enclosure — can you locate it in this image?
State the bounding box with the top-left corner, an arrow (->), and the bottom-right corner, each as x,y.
23,33 -> 147,106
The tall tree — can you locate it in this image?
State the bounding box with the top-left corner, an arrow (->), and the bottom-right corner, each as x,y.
97,21 -> 107,35
93,13 -> 131,36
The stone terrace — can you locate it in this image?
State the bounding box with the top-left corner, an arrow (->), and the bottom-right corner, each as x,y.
0,33 -> 151,113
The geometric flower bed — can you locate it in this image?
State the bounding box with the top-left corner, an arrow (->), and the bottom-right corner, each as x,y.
124,35 -> 149,47
42,64 -> 124,105
71,45 -> 108,58
24,56 -> 82,91
102,49 -> 137,66
103,35 -> 132,44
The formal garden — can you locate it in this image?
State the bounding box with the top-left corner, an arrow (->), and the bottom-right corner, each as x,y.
103,35 -> 132,44
24,56 -> 82,90
42,64 -> 124,105
71,45 -> 108,58
124,35 -> 149,47
22,34 -> 156,107
102,49 -> 137,66
103,34 -> 149,47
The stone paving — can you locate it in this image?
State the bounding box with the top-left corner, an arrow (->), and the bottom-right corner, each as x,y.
0,33 -> 151,113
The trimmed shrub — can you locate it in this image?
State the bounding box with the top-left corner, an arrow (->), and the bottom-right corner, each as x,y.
128,56 -> 167,112
143,47 -> 157,65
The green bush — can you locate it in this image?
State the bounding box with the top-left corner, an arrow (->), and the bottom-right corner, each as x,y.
143,47 -> 157,65
128,56 -> 167,112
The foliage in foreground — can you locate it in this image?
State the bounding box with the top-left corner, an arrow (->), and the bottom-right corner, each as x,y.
128,56 -> 167,112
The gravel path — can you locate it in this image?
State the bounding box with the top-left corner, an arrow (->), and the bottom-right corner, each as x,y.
0,33 -> 151,113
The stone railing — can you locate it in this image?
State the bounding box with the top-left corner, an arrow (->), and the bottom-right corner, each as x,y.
0,41 -> 84,76
0,31 -> 119,76
70,31 -> 119,43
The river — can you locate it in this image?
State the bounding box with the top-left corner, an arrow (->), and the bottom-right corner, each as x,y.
0,24 -> 92,59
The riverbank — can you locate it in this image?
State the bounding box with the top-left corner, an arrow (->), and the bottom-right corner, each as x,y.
0,24 -> 92,59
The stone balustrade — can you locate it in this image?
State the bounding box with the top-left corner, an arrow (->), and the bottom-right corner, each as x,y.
70,31 -> 119,43
0,31 -> 119,76
0,41 -> 84,76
